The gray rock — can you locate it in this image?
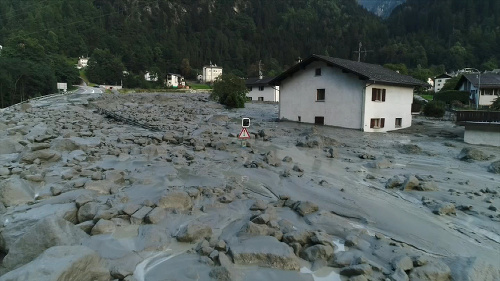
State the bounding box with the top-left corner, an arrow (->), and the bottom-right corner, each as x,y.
369,158 -> 392,169
75,193 -> 94,208
391,268 -> 409,281
296,134 -> 323,148
251,214 -> 270,224
282,230 -> 313,245
130,206 -> 153,224
77,202 -> 100,223
433,202 -> 456,216
418,181 -> 438,191
0,139 -> 23,154
282,156 -> 293,162
340,264 -> 373,277
19,149 -> 61,164
349,276 -> 368,281
300,244 -> 334,262
294,201 -> 319,216
402,175 -> 420,190
263,151 -> 281,167
91,219 -> 116,235
0,167 -> 10,176
229,236 -> 300,270
392,255 -> 413,271
2,217 -> 88,271
0,246 -> 110,281
458,147 -> 488,161
0,176 -> 34,207
277,219 -> 295,234
408,260 -> 451,281
386,175 -> 404,189
331,250 -> 365,267
397,144 -> 422,154
84,180 -> 111,195
122,203 -> 141,215
488,161 -> 500,174
250,199 -> 268,211
239,221 -> 275,237
292,164 -> 304,172
145,207 -> 166,224
176,222 -> 213,243
157,191 -> 193,211
30,143 -> 51,151
76,221 -> 95,234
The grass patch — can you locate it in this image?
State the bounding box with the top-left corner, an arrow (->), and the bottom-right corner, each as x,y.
189,83 -> 211,90
421,95 -> 434,101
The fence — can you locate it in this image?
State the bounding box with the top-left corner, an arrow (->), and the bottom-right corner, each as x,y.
455,110 -> 500,122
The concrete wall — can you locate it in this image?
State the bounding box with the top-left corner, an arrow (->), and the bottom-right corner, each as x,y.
464,124 -> 500,146
203,67 -> 223,83
363,84 -> 414,132
279,61 -> 364,129
247,85 -> 279,102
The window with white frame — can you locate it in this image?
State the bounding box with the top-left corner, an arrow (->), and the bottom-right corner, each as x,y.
395,118 -> 402,128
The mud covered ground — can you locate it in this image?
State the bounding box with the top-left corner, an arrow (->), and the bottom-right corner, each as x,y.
0,90 -> 498,281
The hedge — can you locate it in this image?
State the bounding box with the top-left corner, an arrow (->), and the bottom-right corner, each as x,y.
423,101 -> 446,117
434,90 -> 469,104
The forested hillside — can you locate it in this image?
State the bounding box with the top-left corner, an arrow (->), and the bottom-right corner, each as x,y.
357,0 -> 405,18
0,0 -> 499,107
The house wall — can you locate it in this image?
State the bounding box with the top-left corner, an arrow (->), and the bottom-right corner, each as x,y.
203,67 -> 223,83
279,61 -> 364,129
434,78 -> 450,92
247,85 -> 279,102
363,84 -> 414,132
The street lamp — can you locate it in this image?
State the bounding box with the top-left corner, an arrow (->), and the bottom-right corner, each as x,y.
469,68 -> 481,109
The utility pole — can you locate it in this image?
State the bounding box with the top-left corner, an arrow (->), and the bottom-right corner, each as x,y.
353,42 -> 373,62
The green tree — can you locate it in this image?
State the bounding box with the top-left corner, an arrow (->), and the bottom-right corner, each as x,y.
87,49 -> 124,85
180,58 -> 192,78
440,76 -> 461,92
210,74 -> 248,108
490,97 -> 500,111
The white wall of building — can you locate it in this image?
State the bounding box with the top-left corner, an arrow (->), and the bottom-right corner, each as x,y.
434,77 -> 450,92
279,61 -> 365,129
464,124 -> 500,147
363,84 -> 413,132
203,66 -> 223,83
247,85 -> 279,102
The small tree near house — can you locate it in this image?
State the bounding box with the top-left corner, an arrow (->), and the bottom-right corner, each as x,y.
210,74 -> 248,108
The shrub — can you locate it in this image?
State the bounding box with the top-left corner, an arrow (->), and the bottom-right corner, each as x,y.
423,101 -> 446,117
210,74 -> 248,108
491,97 -> 500,111
434,90 -> 469,104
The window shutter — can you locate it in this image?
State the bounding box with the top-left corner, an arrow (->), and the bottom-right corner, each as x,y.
372,89 -> 376,101
382,89 -> 386,101
381,118 -> 385,128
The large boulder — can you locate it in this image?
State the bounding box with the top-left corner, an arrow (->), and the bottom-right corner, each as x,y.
408,260 -> 451,281
0,139 -> 24,154
0,246 -> 110,281
300,244 -> 334,262
2,217 -> 88,271
157,191 -> 193,211
0,177 -> 34,207
229,236 -> 300,270
458,148 -> 488,161
488,161 -> 500,174
18,149 -> 61,164
294,201 -> 318,216
176,222 -> 213,243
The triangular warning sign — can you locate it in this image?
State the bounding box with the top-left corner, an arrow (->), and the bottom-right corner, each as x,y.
238,128 -> 250,139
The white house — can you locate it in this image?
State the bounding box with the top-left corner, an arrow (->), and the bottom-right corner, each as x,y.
166,73 -> 185,88
144,72 -> 158,82
202,63 -> 223,83
77,56 -> 89,69
270,55 -> 427,132
433,73 -> 452,92
455,73 -> 500,107
245,77 -> 279,102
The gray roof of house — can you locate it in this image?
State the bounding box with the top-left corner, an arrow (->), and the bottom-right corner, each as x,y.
245,77 -> 274,86
270,54 -> 428,87
458,73 -> 500,89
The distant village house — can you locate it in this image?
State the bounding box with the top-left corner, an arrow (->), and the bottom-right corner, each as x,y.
77,56 -> 89,69
455,73 -> 500,107
245,76 -> 279,102
202,63 -> 223,83
144,72 -> 158,82
433,73 -> 452,92
271,54 -> 427,132
165,73 -> 185,88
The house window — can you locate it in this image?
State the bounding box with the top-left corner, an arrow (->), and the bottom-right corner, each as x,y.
395,118 -> 402,128
259,86 -> 264,91
315,68 -> 321,76
370,118 -> 385,129
371,88 -> 386,102
316,89 -> 325,101
315,116 -> 324,125
258,97 -> 264,101
248,86 -> 252,91
298,116 -> 301,122
247,97 -> 252,101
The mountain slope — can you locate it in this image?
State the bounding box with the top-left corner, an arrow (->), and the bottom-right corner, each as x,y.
357,0 -> 405,18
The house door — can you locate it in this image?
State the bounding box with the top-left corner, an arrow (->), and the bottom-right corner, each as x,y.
315,116 -> 324,125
